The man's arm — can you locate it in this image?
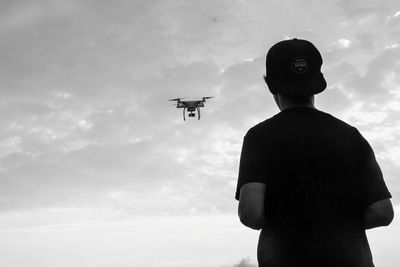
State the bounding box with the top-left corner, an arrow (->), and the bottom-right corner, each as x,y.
238,182 -> 266,230
364,198 -> 394,230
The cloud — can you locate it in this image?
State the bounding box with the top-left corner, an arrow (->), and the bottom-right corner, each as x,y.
215,56 -> 278,130
349,47 -> 400,101
316,86 -> 353,116
223,257 -> 257,267
0,0 -> 248,214
338,38 -> 352,48
0,0 -> 399,218
0,109 -> 244,214
336,0 -> 394,19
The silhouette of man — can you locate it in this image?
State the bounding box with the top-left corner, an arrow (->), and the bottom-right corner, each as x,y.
235,38 -> 394,267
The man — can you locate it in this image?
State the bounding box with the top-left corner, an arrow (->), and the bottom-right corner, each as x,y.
235,38 -> 394,267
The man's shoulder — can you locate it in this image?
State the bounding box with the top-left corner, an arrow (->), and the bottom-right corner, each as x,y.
245,115 -> 278,138
316,109 -> 355,128
245,108 -> 358,139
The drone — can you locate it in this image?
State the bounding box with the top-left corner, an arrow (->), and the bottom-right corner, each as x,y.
169,96 -> 213,120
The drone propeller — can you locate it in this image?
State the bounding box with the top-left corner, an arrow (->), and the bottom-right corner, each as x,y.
168,98 -> 181,102
202,96 -> 214,101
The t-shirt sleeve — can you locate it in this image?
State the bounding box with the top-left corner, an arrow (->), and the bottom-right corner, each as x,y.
235,130 -> 267,201
356,129 -> 392,209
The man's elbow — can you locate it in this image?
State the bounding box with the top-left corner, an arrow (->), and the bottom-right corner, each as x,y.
239,212 -> 265,230
237,182 -> 267,230
374,209 -> 394,228
381,207 -> 394,226
364,199 -> 394,229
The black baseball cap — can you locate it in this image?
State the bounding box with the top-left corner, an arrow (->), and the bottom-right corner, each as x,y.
264,38 -> 327,96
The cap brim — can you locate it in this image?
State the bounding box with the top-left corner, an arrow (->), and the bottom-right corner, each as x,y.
270,74 -> 327,96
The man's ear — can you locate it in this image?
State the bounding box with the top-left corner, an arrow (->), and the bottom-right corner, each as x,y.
263,75 -> 276,94
273,94 -> 281,109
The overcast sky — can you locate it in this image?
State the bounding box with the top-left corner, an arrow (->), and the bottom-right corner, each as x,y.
0,0 -> 399,266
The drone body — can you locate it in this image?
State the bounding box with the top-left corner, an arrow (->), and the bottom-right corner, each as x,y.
169,97 -> 212,120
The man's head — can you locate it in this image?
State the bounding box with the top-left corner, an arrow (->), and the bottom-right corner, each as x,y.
264,38 -> 327,97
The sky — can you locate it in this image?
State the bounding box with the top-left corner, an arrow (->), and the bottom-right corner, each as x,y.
0,0 -> 399,266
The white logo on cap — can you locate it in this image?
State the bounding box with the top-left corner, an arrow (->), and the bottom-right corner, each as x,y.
291,56 -> 308,73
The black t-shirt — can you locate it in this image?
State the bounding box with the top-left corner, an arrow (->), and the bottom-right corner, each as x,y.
235,106 -> 392,266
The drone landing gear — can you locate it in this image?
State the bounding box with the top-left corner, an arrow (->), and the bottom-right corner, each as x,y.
197,106 -> 200,120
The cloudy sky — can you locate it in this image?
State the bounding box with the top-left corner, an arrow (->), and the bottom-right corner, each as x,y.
0,0 -> 399,266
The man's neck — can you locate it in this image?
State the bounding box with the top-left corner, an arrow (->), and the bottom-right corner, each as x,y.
273,93 -> 316,111
280,103 -> 315,111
